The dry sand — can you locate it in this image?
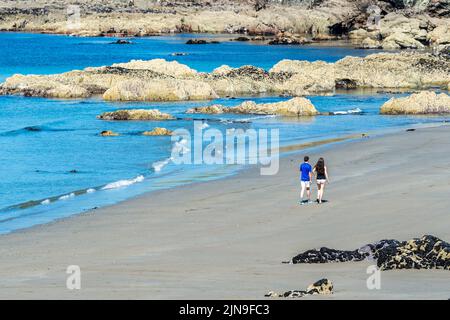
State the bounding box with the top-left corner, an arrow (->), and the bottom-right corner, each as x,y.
0,125 -> 449,299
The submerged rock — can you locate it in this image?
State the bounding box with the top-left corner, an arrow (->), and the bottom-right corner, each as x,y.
97,109 -> 175,121
380,91 -> 450,114
100,130 -> 119,136
142,127 -> 173,136
289,235 -> 450,271
186,39 -> 220,45
110,39 -> 132,45
186,97 -> 318,116
265,279 -> 333,298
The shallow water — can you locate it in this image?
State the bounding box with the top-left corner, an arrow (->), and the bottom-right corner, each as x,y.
0,32 -> 448,233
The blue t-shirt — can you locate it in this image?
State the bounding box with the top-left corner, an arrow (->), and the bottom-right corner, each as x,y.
300,163 -> 312,181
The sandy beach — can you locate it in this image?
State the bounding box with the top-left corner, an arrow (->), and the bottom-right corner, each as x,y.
0,125 -> 449,299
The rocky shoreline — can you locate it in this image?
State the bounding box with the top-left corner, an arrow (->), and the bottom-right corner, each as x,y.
0,1 -> 449,51
1,52 -> 449,103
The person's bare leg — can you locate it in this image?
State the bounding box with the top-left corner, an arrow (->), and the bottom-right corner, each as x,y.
316,184 -> 321,203
319,184 -> 325,203
300,183 -> 305,202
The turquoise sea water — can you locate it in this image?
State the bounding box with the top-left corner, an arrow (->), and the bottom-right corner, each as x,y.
0,32 -> 448,234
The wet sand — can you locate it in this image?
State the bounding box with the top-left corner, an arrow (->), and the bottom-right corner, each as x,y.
0,125 -> 449,299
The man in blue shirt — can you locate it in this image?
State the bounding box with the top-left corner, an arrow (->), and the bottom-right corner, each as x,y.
299,156 -> 313,204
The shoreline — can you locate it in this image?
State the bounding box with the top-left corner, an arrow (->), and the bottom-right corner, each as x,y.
1,121 -> 448,236
0,124 -> 449,299
1,121 -> 445,236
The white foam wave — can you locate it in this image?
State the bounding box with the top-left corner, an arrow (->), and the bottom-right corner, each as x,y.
102,175 -> 144,190
59,193 -> 75,200
330,108 -> 363,115
41,199 -> 51,205
86,188 -> 96,193
152,158 -> 172,172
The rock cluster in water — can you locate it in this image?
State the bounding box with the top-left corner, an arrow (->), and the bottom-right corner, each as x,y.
97,109 -> 175,121
289,235 -> 450,271
265,279 -> 333,298
380,91 -> 450,114
1,52 -> 448,101
186,97 -> 318,116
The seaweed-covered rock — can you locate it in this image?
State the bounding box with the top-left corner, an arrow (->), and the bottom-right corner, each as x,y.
288,235 -> 450,271
265,279 -> 333,298
97,109 -> 175,121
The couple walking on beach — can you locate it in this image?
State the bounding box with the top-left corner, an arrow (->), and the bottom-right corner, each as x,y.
299,156 -> 329,205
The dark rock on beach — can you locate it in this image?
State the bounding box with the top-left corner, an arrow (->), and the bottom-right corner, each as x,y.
289,235 -> 450,271
265,278 -> 333,298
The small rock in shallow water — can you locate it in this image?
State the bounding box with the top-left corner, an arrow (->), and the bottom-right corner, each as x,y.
100,130 -> 119,136
110,39 -> 132,45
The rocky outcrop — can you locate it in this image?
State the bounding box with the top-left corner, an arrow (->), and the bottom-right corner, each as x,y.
1,53 -> 449,101
0,0 -> 449,54
380,91 -> 450,114
265,279 -> 333,298
0,0 -> 355,38
288,235 -> 450,271
142,127 -> 173,136
97,109 -> 175,121
186,97 -> 318,116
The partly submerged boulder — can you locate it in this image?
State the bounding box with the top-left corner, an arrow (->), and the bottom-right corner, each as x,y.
97,109 -> 175,121
186,97 -> 318,116
380,91 -> 450,114
142,127 -> 173,136
100,130 -> 119,136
